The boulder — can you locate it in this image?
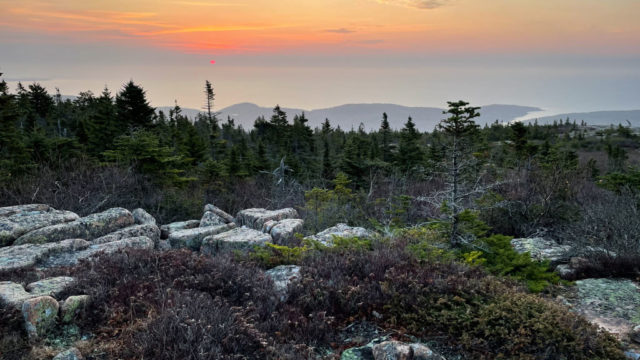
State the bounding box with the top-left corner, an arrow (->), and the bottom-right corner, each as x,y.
0,210 -> 79,246
169,223 -> 236,250
201,226 -> 272,255
91,224 -> 160,245
268,219 -> 304,244
0,281 -> 33,308
14,208 -> 134,245
22,295 -> 59,338
236,208 -> 299,230
265,265 -> 301,301
26,276 -> 76,298
204,204 -> 235,224
0,204 -> 50,218
308,223 -> 375,246
0,239 -> 90,272
157,240 -> 171,251
510,237 -> 572,264
40,236 -> 155,268
60,295 -> 90,323
53,348 -> 84,360
342,338 -> 388,360
554,264 -> 575,278
132,208 -> 156,225
632,325 -> 640,344
160,220 -> 200,239
200,211 -> 226,227
372,341 -> 445,360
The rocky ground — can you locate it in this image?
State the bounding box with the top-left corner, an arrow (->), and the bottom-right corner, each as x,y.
1,204 -> 639,359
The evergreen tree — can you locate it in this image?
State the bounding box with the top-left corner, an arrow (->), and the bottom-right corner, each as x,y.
0,80 -> 31,179
396,117 -> 423,171
380,112 -> 392,163
116,80 -> 155,130
438,101 -> 481,245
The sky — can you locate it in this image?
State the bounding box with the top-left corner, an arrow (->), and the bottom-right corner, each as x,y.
1,0 -> 639,114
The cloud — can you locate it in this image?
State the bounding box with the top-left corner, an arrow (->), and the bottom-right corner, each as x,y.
324,28 -> 356,34
376,0 -> 449,9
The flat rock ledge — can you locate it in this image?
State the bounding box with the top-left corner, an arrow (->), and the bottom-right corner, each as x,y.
160,220 -> 200,239
168,223 -> 236,250
236,208 -> 299,230
201,226 -> 272,255
14,207 -> 134,245
510,237 -> 572,265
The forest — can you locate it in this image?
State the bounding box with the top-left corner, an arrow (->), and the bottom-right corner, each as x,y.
1,77 -> 640,359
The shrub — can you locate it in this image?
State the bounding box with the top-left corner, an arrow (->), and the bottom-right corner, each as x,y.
249,242 -> 309,269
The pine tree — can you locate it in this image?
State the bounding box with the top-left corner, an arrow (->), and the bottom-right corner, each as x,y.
438,101 -> 481,246
204,80 -> 216,125
380,112 -> 392,163
396,117 -> 423,171
0,80 -> 31,179
116,80 -> 155,130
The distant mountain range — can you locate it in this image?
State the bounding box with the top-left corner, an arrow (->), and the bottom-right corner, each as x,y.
521,110 -> 640,127
159,103 -> 542,132
155,103 -> 640,131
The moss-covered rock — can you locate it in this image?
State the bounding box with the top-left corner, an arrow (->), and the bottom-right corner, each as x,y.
21,295 -> 59,338
60,295 -> 90,324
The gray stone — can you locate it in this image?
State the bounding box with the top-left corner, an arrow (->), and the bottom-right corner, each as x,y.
268,218 -> 304,244
169,223 -> 236,250
40,236 -> 155,268
26,276 -> 76,298
625,350 -> 640,360
53,347 -> 84,360
0,204 -> 50,218
204,204 -> 235,223
236,208 -> 299,230
554,264 -> 575,278
0,209 -> 79,246
200,211 -> 226,227
91,224 -> 160,245
60,295 -> 90,324
160,220 -> 200,239
308,223 -> 375,246
372,341 -> 445,360
22,295 -> 59,338
0,281 -> 33,308
567,278 -> 640,340
157,239 -> 171,251
342,338 -> 388,360
0,239 -> 90,272
201,226 -> 272,255
132,208 -> 156,225
265,265 -> 301,301
510,237 -> 572,264
632,325 -> 640,344
14,208 -> 134,245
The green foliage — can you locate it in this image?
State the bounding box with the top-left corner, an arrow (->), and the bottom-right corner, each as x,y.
598,169 -> 640,193
249,243 -> 309,269
469,234 -> 560,292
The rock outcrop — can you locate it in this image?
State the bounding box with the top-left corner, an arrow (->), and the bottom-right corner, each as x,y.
204,204 -> 235,224
53,348 -> 84,360
14,208 -> 134,245
308,223 -> 375,246
265,218 -> 304,244
132,208 -> 156,225
26,276 -> 76,298
201,226 -> 272,255
0,238 -> 90,272
22,296 -> 59,338
160,220 -> 200,239
372,341 -> 445,360
60,295 -> 90,323
510,237 -> 571,265
0,209 -> 79,246
0,204 -> 50,218
265,265 -> 301,302
200,211 -> 226,227
91,224 -> 160,245
168,223 -> 236,250
236,208 -> 299,230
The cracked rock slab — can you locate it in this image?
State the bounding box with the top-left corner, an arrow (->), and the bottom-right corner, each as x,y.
169,223 -> 236,250
268,218 -> 304,244
160,220 -> 200,239
0,209 -> 79,246
91,224 -> 160,245
0,239 -> 90,272
40,236 -> 155,268
132,208 -> 156,225
236,208 -> 299,230
14,208 -> 134,245
265,265 -> 300,302
0,204 -> 50,218
204,204 -> 235,224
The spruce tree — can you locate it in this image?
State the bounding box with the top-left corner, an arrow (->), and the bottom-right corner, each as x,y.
396,117 -> 423,171
380,112 -> 392,163
116,80 -> 155,130
0,80 -> 31,179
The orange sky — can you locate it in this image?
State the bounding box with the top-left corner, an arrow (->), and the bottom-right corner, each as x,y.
2,0 -> 639,54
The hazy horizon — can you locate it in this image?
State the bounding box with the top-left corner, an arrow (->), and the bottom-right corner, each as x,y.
1,0 -> 639,113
